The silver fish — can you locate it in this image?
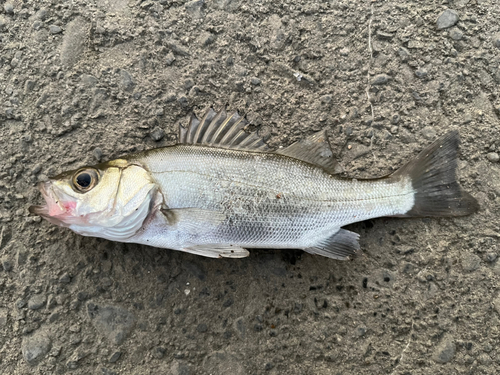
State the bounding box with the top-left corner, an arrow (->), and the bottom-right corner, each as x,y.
30,108 -> 478,259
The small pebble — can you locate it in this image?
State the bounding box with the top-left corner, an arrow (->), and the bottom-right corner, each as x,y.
184,78 -> 194,90
320,94 -> 332,104
415,68 -> 428,79
201,33 -> 215,46
265,362 -> 274,371
120,70 -> 135,91
49,25 -> 62,34
2,259 -> 13,272
93,148 -> 103,161
108,351 -> 122,363
398,47 -> 410,61
196,323 -> 208,333
152,347 -> 166,359
150,127 -> 165,142
0,15 -> 8,28
251,77 -> 261,85
432,336 -> 455,363
36,8 -> 47,20
59,273 -> 71,283
436,9 -> 459,30
449,27 -> 463,40
371,74 -> 391,85
165,52 -> 176,66
21,332 -> 52,365
28,295 -> 46,310
493,34 -> 500,49
485,253 -> 497,263
4,3 -> 14,14
462,253 -> 481,272
486,152 -> 499,162
421,127 -> 436,140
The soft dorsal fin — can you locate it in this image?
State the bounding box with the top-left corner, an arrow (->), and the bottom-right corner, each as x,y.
275,130 -> 339,174
178,108 -> 269,152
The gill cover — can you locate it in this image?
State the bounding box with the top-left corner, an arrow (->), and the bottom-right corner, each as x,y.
30,160 -> 157,241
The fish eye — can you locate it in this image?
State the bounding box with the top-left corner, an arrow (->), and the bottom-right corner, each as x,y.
72,168 -> 99,193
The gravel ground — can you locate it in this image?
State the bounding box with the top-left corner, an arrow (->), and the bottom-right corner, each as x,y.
1,0 -> 500,374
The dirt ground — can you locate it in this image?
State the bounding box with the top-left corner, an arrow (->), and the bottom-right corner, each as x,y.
1,0 -> 500,373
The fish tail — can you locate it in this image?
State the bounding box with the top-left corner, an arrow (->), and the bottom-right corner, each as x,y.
392,130 -> 479,217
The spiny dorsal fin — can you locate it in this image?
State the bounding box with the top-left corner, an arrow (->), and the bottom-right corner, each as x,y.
275,130 -> 340,174
178,107 -> 269,152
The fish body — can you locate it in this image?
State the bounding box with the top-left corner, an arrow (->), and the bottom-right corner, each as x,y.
30,108 -> 478,259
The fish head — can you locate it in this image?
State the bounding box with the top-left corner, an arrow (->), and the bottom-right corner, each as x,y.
30,159 -> 157,240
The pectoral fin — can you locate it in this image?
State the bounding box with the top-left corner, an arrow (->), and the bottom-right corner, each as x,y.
304,228 -> 360,260
182,244 -> 250,258
160,207 -> 226,231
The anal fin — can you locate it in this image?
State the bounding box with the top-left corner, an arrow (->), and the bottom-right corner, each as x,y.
182,244 -> 250,259
304,229 -> 360,260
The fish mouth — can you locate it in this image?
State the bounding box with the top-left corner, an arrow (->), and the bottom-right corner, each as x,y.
29,182 -> 70,226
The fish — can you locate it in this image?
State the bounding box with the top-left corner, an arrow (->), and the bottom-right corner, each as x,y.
29,108 -> 479,260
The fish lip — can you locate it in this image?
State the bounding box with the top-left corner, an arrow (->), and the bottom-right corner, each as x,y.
29,181 -> 67,224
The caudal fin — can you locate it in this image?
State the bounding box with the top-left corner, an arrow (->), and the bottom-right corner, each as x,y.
392,131 -> 479,217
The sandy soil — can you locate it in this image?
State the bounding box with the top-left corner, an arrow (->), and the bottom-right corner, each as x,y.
1,0 -> 499,373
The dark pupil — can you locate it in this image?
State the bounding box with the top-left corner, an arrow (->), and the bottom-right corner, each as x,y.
76,173 -> 92,188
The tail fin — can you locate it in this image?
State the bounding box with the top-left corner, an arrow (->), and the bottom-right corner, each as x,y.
392,131 -> 479,217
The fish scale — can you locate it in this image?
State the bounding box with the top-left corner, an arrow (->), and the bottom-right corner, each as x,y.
130,145 -> 414,249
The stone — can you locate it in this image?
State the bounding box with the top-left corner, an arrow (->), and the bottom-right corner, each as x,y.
415,68 -> 428,79
93,148 -> 103,161
486,152 -> 499,162
432,336 -> 455,363
449,27 -> 463,41
108,351 -> 122,363
165,52 -> 176,66
4,3 -> 14,14
436,9 -> 459,30
202,351 -> 245,375
152,346 -> 166,359
170,361 -> 192,375
81,74 -> 97,87
28,295 -> 46,310
150,127 -> 165,141
2,258 -> 13,271
251,77 -> 261,85
371,74 -> 391,85
196,323 -> 208,333
493,34 -> 500,49
233,317 -> 246,339
61,17 -> 89,67
421,127 -> 437,140
49,25 -> 62,34
185,0 -> 204,18
462,253 -> 481,272
320,94 -> 332,104
22,331 -> 52,365
59,272 -> 71,283
87,303 -> 136,345
120,70 -> 135,91
201,32 -> 215,46
0,16 -> 7,29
